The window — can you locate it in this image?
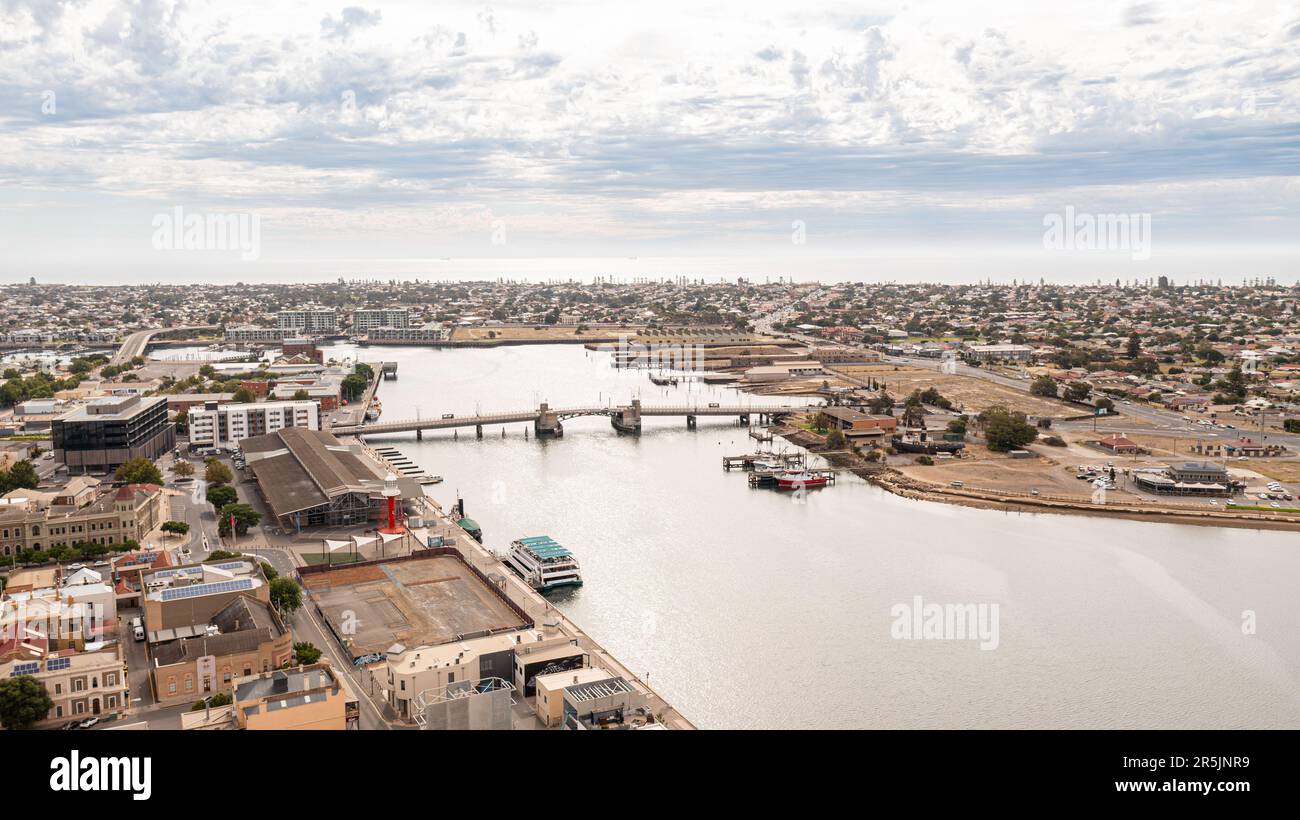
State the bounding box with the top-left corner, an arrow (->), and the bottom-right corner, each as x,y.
56,706 -> 63,718
55,683 -> 62,695
105,673 -> 116,686
184,676 -> 193,691
167,679 -> 176,694
72,678 -> 84,692
74,701 -> 85,714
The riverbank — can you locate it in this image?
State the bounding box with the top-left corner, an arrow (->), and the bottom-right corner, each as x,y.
773,425 -> 1300,533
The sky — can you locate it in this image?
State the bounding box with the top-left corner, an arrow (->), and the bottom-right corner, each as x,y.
0,0 -> 1297,284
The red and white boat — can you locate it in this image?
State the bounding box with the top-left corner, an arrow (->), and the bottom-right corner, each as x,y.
774,470 -> 832,490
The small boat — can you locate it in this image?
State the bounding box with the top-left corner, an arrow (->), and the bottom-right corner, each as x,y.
418,474 -> 443,485
649,373 -> 678,386
505,535 -> 583,592
774,470 -> 832,490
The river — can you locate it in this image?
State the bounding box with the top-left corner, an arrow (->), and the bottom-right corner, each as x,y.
320,342 -> 1299,729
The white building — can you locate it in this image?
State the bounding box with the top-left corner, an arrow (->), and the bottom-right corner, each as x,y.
365,324 -> 448,342
962,344 -> 1035,363
353,308 -> 410,332
276,310 -> 338,335
188,400 -> 319,448
225,325 -> 286,343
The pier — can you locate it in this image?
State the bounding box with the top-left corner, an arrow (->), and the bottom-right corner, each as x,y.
722,452 -> 806,471
748,469 -> 837,488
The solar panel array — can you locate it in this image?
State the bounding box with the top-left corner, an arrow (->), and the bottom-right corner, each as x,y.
9,662 -> 39,677
159,578 -> 254,601
46,657 -> 71,672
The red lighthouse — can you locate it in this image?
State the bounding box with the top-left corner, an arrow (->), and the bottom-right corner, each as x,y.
379,473 -> 403,534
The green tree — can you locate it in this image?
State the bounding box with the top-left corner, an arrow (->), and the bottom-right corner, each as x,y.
206,484 -> 238,509
1094,397 -> 1115,413
1064,381 -> 1091,402
293,641 -> 322,664
269,576 -> 302,614
205,461 -> 233,485
1029,375 -> 1059,398
114,458 -> 164,485
232,387 -> 257,403
0,675 -> 53,729
0,460 -> 40,494
978,405 -> 1039,451
173,460 -> 195,478
161,520 -> 190,538
292,389 -> 309,401
340,374 -> 367,401
259,561 -> 279,581
353,362 -> 374,382
216,503 -> 260,536
825,428 -> 846,449
1126,332 -> 1142,358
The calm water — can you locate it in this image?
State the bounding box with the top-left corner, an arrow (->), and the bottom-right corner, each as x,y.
325,342 -> 1299,729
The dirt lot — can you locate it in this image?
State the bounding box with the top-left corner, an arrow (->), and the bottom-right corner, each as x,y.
1241,460 -> 1300,483
836,365 -> 1075,419
890,444 -> 1119,501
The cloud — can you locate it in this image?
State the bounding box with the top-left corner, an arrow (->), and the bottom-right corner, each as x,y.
320,6 -> 382,40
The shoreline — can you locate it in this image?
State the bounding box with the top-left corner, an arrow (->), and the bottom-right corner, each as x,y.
773,426 -> 1300,533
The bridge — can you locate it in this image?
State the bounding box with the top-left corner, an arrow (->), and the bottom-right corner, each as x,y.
331,399 -> 812,439
111,325 -> 221,365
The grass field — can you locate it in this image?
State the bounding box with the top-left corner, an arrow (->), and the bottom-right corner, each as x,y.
836,365 -> 1074,419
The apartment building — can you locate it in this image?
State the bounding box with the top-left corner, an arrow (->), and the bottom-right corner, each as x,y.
353,307 -> 411,332
962,344 -> 1035,363
276,309 -> 338,335
224,325 -> 286,343
365,324 -> 447,342
188,399 -> 319,448
0,645 -> 129,726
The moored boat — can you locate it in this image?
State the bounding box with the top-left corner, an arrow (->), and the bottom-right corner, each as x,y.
505,535 -> 583,591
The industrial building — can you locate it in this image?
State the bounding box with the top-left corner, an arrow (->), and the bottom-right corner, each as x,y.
240,427 -> 418,531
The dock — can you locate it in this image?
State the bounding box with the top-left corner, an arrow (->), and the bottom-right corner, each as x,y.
722,452 -> 805,471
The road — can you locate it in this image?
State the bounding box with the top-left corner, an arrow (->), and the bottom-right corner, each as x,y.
110,325 -> 219,366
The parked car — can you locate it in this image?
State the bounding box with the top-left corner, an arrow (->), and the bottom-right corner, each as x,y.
77,717 -> 100,729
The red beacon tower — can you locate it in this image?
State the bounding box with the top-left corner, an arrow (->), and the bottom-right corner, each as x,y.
380,473 -> 403,534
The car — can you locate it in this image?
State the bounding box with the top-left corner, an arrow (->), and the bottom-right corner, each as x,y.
42,451 -> 54,460
77,717 -> 100,729
1271,502 -> 1281,508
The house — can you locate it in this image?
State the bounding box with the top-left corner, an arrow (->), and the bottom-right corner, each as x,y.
1098,434 -> 1139,454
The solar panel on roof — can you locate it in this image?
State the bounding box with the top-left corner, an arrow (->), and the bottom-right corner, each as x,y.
9,662 -> 39,676
159,578 -> 254,601
46,657 -> 71,672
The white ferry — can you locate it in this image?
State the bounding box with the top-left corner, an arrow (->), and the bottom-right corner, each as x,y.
505,535 -> 583,592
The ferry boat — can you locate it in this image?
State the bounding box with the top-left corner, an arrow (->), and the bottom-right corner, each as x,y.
505,535 -> 583,592
774,470 -> 832,490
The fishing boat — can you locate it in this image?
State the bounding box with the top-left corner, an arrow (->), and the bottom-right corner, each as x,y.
773,470 -> 833,490
505,535 -> 583,592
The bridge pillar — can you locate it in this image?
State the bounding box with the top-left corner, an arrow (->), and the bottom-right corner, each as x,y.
535,402 -> 563,437
416,429 -> 423,441
476,424 -> 483,439
686,414 -> 696,429
612,398 -> 642,434
739,413 -> 750,426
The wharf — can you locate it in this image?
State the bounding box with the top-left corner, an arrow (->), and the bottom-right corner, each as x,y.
722,452 -> 805,471
350,438 -> 696,729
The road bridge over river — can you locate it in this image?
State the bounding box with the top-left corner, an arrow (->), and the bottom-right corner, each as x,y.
331,399 -> 812,439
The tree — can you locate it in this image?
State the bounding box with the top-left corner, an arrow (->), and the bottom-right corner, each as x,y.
292,388 -> 309,401
0,460 -> 40,494
868,392 -> 895,415
259,561 -> 279,581
1094,397 -> 1115,413
1029,375 -> 1059,398
217,503 -> 260,536
294,641 -> 322,664
826,428 -> 846,449
1126,332 -> 1142,358
191,692 -> 232,710
232,387 -> 256,403
0,675 -> 53,729
270,576 -> 302,614
173,460 -> 194,478
946,418 -> 968,437
205,461 -> 233,485
161,520 -> 190,538
353,362 -> 374,382
206,483 -> 238,509
208,550 -> 241,561
979,405 -> 1039,451
340,374 -> 367,401
1064,381 -> 1091,402
114,458 -> 163,485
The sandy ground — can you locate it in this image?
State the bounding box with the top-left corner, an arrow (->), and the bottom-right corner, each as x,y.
835,365 -> 1076,419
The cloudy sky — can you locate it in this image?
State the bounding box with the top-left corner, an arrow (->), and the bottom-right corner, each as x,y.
1,0 -> 1297,283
